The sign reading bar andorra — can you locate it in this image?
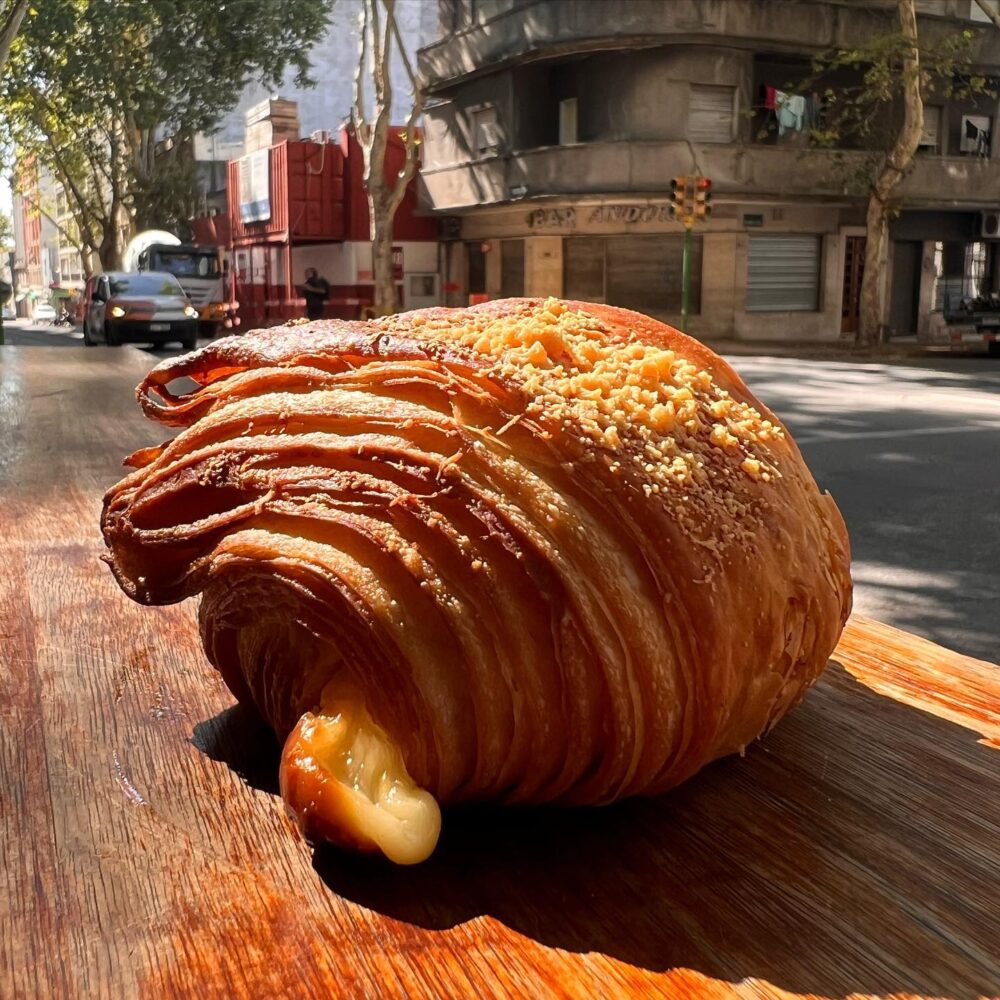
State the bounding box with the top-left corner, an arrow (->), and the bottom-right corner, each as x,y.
529,204 -> 674,230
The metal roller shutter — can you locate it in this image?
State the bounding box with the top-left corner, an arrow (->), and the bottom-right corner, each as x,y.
606,235 -> 701,317
688,85 -> 735,144
563,237 -> 606,302
747,234 -> 821,312
500,239 -> 524,297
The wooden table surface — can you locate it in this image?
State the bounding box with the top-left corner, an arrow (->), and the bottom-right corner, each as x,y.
2,347 -> 999,1000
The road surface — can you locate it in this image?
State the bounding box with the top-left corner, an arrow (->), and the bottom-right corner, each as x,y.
3,319 -> 998,662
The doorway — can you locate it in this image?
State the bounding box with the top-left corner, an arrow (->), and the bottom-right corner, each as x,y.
889,241 -> 922,336
841,235 -> 865,335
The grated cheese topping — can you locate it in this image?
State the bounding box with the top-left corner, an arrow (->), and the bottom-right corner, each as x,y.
383,298 -> 783,502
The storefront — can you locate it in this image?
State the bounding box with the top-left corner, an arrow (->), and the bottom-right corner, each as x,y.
442,197 -> 846,341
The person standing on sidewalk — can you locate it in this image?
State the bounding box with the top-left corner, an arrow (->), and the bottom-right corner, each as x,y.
301,268 -> 330,321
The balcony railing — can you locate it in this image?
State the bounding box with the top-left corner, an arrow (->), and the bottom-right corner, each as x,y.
420,140 -> 1000,211
418,0 -> 1000,90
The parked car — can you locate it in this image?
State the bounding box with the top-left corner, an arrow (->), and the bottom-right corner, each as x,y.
82,271 -> 198,349
32,303 -> 57,324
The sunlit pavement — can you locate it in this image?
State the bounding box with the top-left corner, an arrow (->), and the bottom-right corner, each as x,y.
3,319 -> 998,662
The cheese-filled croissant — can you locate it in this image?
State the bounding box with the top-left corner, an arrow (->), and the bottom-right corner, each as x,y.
102,298 -> 851,864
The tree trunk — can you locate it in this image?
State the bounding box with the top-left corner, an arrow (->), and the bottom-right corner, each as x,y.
973,0 -> 1000,30
0,0 -> 28,72
858,0 -> 923,346
98,221 -> 123,271
370,194 -> 397,316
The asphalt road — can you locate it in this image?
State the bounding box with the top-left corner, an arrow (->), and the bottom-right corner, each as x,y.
1,318 -> 209,356
4,319 -> 998,662
733,354 -> 1000,663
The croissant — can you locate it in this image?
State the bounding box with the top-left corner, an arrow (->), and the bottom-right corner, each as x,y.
102,297 -> 851,864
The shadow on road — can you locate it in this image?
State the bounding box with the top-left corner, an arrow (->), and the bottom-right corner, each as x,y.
733,357 -> 1000,662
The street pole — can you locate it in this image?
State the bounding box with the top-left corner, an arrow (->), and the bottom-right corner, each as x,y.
681,223 -> 693,333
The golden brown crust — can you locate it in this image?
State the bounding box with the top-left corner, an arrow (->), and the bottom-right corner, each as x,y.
102,297 -> 852,833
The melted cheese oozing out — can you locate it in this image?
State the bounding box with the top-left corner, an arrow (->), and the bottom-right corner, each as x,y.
282,700 -> 441,865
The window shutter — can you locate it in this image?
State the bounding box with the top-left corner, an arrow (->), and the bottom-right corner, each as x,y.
747,235 -> 821,312
920,106 -> 941,149
688,85 -> 735,144
472,107 -> 500,157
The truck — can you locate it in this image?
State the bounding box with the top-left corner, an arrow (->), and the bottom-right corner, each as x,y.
123,230 -> 239,337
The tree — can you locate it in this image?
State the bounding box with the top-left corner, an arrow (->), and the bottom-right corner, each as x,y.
1,0 -> 331,272
352,0 -> 423,316
861,0 -> 922,348
801,0 -> 991,345
0,210 -> 13,250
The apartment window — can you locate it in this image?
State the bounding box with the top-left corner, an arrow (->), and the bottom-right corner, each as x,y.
934,239 -> 996,312
471,106 -> 500,158
919,106 -> 942,153
747,235 -> 822,312
688,85 -> 735,144
559,98 -> 578,145
960,114 -> 991,157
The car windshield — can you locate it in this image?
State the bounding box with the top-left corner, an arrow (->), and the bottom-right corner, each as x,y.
152,251 -> 221,278
109,274 -> 184,297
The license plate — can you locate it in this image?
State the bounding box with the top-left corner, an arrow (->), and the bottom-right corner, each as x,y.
150,323 -> 169,332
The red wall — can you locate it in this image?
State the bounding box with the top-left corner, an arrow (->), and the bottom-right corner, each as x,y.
226,130 -> 434,249
228,140 -> 346,246
339,128 -> 438,242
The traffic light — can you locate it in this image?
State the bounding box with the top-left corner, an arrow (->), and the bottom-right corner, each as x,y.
670,176 -> 688,220
693,176 -> 712,219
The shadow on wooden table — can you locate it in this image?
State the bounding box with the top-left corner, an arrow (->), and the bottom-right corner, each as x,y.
196,664 -> 1000,999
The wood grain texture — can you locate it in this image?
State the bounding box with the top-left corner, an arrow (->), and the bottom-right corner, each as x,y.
1,346 -> 998,1000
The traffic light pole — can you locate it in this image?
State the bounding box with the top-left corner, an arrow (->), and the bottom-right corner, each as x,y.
681,223 -> 693,333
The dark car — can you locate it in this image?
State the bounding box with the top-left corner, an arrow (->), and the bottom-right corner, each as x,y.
82,271 -> 198,350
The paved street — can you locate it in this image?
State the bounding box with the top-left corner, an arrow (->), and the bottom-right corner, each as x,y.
734,354 -> 1000,663
1,317 -> 209,357
3,319 -> 998,662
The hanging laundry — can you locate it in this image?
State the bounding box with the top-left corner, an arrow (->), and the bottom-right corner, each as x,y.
776,93 -> 806,135
762,85 -> 777,110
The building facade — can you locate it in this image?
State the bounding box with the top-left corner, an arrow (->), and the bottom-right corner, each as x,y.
418,0 -> 1000,342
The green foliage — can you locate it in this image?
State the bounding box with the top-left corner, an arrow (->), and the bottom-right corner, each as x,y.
0,210 -> 13,249
753,13 -> 994,199
806,24 -> 993,154
1,0 -> 331,266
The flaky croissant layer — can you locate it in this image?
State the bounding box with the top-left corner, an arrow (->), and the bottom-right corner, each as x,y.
102,298 -> 851,863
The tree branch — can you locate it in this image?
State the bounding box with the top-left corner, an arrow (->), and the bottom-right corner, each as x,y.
23,192 -> 95,258
386,0 -> 419,92
352,0 -> 371,135
974,0 -> 1000,31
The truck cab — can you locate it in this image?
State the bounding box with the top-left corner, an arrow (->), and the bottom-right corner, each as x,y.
136,243 -> 238,336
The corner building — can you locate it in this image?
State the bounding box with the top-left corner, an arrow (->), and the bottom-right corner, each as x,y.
418,0 -> 1000,343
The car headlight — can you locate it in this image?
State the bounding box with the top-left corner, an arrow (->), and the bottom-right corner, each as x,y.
183,305 -> 198,318
110,305 -> 126,318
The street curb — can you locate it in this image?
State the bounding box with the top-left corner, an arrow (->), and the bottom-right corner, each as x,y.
703,339 -> 998,363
